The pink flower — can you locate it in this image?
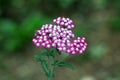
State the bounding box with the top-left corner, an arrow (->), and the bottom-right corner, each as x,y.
32,17 -> 87,55
53,17 -> 75,30
32,24 -> 75,49
66,37 -> 87,54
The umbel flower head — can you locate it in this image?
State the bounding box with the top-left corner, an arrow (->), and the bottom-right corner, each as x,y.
33,24 -> 75,48
32,17 -> 87,55
53,17 -> 75,30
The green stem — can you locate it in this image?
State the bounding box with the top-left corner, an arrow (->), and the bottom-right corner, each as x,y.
41,62 -> 49,77
48,66 -> 55,80
48,54 -> 56,80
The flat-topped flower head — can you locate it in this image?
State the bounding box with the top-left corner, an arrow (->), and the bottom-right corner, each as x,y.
32,17 -> 88,55
53,17 -> 75,30
32,24 -> 75,49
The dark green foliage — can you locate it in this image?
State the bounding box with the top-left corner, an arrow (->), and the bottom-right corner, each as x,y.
107,0 -> 120,10
0,19 -> 18,52
18,13 -> 51,49
0,12 -> 51,53
109,16 -> 120,32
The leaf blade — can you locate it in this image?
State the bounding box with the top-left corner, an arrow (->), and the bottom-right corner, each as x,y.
57,62 -> 75,70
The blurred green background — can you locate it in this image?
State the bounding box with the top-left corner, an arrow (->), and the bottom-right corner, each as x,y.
0,0 -> 120,80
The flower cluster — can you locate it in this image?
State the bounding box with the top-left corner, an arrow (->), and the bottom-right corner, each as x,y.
33,17 -> 87,55
53,17 -> 75,30
33,24 -> 75,48
66,37 -> 87,54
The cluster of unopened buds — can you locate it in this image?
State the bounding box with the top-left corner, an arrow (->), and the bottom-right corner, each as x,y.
33,17 -> 87,55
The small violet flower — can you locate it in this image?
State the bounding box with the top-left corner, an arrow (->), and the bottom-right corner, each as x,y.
33,17 -> 87,55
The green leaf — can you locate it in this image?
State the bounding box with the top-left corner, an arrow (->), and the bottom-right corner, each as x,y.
34,52 -> 50,77
34,51 -> 49,62
46,48 -> 58,57
46,49 -> 54,57
57,62 -> 75,70
52,48 -> 62,55
41,61 -> 50,77
34,54 -> 43,62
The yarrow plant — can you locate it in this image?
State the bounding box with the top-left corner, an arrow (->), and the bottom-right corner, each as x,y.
33,17 -> 87,80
